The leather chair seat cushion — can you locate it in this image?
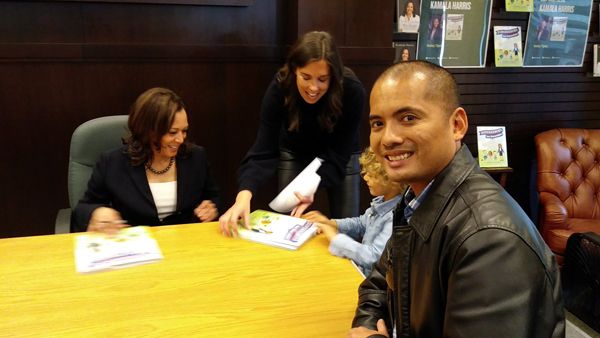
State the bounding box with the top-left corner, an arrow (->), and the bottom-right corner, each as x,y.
545,218 -> 600,255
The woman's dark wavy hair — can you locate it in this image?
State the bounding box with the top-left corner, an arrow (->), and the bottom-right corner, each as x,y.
403,0 -> 416,17
276,31 -> 345,133
125,87 -> 190,166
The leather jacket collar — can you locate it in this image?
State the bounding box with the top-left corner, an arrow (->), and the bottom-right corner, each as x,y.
410,145 -> 476,241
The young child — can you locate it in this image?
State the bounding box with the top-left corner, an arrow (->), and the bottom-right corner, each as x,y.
302,147 -> 405,276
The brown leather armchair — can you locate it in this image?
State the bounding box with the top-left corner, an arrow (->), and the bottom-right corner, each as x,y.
535,128 -> 600,265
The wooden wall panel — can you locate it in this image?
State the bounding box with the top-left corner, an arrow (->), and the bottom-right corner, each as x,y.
0,0 -> 387,237
1,0 -> 599,238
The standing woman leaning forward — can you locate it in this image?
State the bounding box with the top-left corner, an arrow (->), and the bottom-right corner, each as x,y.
73,87 -> 221,233
219,31 -> 366,236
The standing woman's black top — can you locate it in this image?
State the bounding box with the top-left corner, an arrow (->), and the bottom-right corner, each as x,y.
238,71 -> 366,195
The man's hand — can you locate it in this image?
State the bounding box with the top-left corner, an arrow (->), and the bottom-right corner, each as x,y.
346,319 -> 389,338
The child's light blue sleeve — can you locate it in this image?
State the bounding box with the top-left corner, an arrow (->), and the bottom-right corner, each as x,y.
334,211 -> 369,241
328,210 -> 393,273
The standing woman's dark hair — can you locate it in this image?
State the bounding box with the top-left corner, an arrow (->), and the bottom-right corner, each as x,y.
126,87 -> 190,166
277,31 -> 344,132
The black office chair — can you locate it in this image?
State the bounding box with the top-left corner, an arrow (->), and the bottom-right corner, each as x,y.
55,115 -> 129,233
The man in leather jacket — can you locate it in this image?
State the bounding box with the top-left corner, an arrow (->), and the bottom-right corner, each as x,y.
347,61 -> 564,338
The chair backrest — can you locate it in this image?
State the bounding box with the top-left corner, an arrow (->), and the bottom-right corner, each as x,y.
68,115 -> 129,208
535,128 -> 600,264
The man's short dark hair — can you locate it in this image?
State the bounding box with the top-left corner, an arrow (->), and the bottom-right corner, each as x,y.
379,60 -> 460,115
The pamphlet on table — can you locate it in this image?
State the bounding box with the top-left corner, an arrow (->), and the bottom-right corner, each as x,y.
74,226 -> 163,273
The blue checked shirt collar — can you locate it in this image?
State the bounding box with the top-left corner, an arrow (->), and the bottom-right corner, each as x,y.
403,180 -> 434,223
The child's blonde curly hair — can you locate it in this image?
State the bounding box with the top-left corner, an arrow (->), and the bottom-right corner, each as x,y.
359,147 -> 405,192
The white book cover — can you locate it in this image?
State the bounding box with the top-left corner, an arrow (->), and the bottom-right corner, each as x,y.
476,126 -> 509,168
493,26 -> 523,67
550,17 -> 568,42
74,226 -> 163,273
238,210 -> 317,251
445,13 -> 464,41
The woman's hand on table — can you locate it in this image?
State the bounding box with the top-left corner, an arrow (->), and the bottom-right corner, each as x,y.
87,207 -> 129,235
219,190 -> 252,237
195,200 -> 218,222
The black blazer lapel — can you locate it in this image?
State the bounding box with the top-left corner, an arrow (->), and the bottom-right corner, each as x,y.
127,162 -> 156,213
176,154 -> 191,210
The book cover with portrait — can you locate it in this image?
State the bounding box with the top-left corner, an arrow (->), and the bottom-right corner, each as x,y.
396,0 -> 421,33
477,126 -> 509,168
494,26 -> 523,67
393,41 -> 417,63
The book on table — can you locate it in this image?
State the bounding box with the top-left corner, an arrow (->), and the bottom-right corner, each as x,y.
238,210 -> 317,250
74,226 -> 163,273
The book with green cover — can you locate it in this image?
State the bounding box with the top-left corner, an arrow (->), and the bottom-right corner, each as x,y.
506,0 -> 534,12
238,210 -> 317,250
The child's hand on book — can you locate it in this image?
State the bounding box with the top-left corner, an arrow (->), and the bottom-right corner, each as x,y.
316,223 -> 338,241
301,210 -> 337,227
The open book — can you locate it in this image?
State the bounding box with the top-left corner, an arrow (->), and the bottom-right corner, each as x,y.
74,226 -> 163,273
238,210 -> 317,250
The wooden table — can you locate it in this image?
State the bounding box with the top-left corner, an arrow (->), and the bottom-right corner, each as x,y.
0,223 -> 364,337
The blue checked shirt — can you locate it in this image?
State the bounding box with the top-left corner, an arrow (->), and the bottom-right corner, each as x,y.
403,180 -> 434,223
330,194 -> 402,276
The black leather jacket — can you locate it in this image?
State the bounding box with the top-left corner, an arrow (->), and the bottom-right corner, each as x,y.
352,145 -> 565,338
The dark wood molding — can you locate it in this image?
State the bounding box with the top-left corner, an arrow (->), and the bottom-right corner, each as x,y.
339,47 -> 395,64
0,43 -> 282,62
0,44 -> 394,64
47,0 -> 253,5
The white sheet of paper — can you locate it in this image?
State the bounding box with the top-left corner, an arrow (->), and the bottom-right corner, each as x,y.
269,157 -> 322,213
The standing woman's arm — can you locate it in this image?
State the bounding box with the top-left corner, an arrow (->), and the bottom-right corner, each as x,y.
219,79 -> 285,235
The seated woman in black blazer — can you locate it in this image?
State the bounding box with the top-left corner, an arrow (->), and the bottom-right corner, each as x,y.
73,87 -> 221,233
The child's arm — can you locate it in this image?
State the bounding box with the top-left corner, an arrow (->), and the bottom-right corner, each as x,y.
328,212 -> 393,271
